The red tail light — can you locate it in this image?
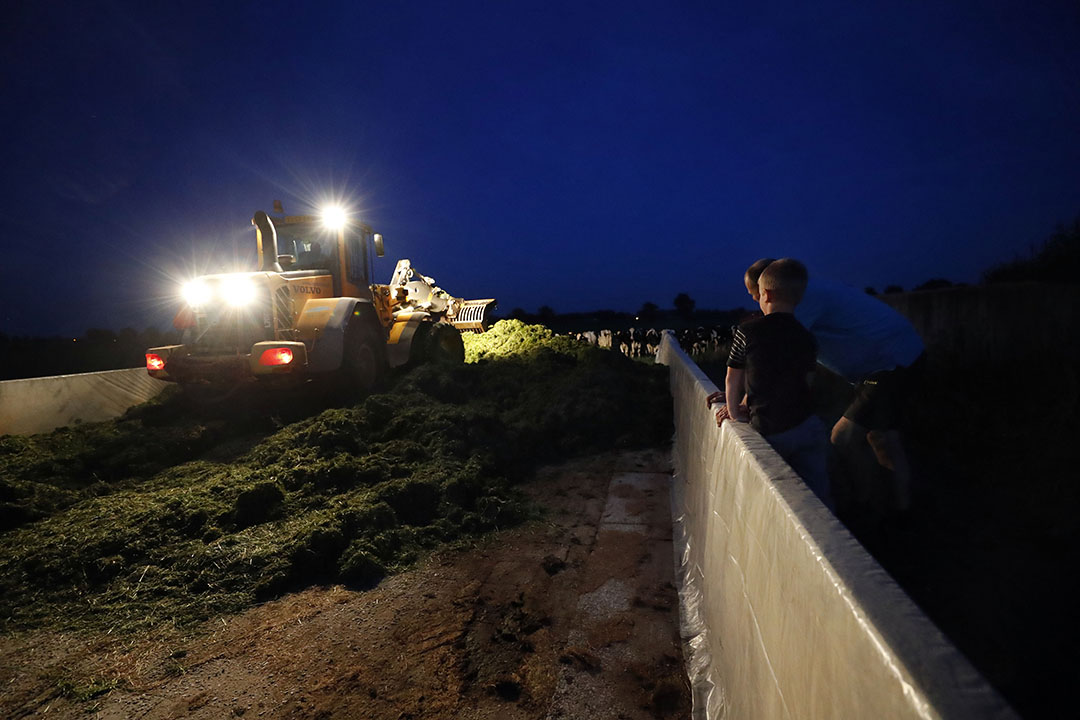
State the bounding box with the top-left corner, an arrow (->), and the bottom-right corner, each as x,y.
259,347 -> 294,366
146,354 -> 166,371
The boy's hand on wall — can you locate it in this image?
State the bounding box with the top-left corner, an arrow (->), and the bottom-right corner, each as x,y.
720,403 -> 749,425
706,390 -> 726,408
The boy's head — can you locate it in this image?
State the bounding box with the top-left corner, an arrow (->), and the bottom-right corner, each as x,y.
744,258 -> 775,301
758,258 -> 808,310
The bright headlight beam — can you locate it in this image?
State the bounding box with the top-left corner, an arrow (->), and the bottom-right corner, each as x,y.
221,276 -> 256,307
182,280 -> 210,307
321,205 -> 348,231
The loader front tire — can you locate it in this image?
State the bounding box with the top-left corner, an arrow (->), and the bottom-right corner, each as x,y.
343,322 -> 385,394
410,321 -> 465,366
430,322 -> 466,364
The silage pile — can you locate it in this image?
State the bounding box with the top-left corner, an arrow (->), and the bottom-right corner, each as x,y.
0,321 -> 671,633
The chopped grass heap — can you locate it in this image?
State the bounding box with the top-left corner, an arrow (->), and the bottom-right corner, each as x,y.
0,321 -> 671,634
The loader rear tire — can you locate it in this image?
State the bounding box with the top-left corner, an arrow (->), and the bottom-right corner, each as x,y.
343,321 -> 386,394
410,321 -> 465,366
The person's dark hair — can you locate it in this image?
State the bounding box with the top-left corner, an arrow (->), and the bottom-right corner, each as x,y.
744,258 -> 776,290
759,258 -> 808,304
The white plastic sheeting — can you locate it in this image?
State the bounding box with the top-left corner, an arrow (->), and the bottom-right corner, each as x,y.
0,369 -> 167,436
656,331 -> 1014,720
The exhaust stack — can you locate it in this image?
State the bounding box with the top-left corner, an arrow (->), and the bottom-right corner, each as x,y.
252,211 -> 283,272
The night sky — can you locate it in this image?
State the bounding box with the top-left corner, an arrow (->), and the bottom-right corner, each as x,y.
2,0 -> 1078,337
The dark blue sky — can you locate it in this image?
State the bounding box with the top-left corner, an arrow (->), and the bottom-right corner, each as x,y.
2,0 -> 1078,337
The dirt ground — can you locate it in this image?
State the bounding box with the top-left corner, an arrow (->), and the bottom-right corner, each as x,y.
0,449 -> 690,720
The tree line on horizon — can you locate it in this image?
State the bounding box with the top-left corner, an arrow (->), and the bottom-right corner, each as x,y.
0,327 -> 177,382
2,216 -> 1077,381
520,215 -> 1080,314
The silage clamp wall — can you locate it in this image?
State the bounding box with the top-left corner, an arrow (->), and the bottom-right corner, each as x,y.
0,368 -> 166,436
656,331 -> 1014,720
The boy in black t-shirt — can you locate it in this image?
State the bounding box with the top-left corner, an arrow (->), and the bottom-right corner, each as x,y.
722,258 -> 832,509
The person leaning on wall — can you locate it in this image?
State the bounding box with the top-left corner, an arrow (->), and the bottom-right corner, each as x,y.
743,258 -> 925,522
710,259 -> 833,509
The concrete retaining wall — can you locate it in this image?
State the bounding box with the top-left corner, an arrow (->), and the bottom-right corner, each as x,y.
657,331 -> 1014,719
0,368 -> 167,436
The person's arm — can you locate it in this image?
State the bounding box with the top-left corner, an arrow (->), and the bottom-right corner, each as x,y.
720,325 -> 750,425
725,367 -> 748,423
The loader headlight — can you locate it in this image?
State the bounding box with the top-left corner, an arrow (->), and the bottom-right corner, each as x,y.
221,276 -> 257,307
321,205 -> 347,231
182,280 -> 211,307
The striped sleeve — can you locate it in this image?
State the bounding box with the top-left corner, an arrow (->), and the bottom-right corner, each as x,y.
727,326 -> 748,368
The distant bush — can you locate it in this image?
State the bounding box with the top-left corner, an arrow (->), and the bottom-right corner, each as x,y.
913,278 -> 954,292
984,218 -> 1080,285
673,292 -> 696,318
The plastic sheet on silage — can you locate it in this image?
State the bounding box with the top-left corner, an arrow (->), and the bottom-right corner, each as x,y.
657,330 -> 1015,720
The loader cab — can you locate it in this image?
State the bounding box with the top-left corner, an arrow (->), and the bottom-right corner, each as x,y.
274,217 -> 339,273
269,214 -> 380,299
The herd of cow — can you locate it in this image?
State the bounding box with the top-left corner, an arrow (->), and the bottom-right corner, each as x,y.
567,325 -> 735,360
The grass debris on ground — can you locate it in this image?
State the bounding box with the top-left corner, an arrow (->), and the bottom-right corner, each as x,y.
0,321 -> 671,635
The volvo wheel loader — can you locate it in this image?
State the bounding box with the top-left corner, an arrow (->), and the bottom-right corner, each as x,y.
145,207 -> 495,393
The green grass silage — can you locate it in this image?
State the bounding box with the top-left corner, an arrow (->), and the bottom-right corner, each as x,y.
0,321 -> 671,634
